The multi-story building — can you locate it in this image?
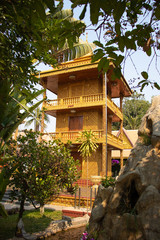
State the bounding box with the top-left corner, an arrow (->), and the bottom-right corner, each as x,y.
39,54 -> 132,179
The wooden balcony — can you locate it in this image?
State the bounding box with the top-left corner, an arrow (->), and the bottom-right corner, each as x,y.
42,130 -> 123,149
107,132 -> 123,149
44,93 -> 104,110
107,96 -> 123,120
44,94 -> 122,120
42,130 -> 104,143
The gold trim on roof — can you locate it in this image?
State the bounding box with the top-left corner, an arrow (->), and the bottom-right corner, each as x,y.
38,54 -> 132,96
39,63 -> 98,78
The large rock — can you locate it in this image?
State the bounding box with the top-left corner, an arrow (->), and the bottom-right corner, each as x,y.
138,95 -> 160,148
88,95 -> 160,240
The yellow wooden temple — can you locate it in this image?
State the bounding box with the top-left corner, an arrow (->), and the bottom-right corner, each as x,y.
39,54 -> 132,179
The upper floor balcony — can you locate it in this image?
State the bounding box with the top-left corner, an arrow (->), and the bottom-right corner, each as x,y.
44,93 -> 123,120
42,130 -> 123,150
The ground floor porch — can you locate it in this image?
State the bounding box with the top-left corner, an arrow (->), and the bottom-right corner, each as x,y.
70,143 -> 124,178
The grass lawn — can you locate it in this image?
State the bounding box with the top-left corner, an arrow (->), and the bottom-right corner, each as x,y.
0,209 -> 62,240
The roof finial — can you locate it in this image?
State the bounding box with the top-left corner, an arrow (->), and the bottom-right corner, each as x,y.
86,32 -> 88,42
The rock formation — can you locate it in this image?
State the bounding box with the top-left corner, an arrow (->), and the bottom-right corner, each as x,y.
88,95 -> 160,240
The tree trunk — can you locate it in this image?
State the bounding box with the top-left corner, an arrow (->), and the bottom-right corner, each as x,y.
36,123 -> 39,132
40,204 -> 44,215
15,194 -> 25,236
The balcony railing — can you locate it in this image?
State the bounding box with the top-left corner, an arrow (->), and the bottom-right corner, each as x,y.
44,93 -> 104,109
42,130 -> 104,143
42,130 -> 123,149
107,132 -> 123,149
44,93 -> 122,120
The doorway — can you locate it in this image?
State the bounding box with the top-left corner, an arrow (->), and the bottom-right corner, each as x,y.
69,116 -> 83,131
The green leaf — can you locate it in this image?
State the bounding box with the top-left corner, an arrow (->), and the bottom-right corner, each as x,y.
118,37 -> 125,52
125,37 -> 136,50
79,3 -> 87,20
114,67 -> 121,79
140,82 -> 148,92
146,47 -> 151,56
93,41 -> 104,48
138,80 -> 147,86
155,7 -> 160,20
115,55 -> 124,66
43,0 -> 55,12
98,57 -> 109,72
113,1 -> 126,22
141,71 -> 148,80
92,49 -> 104,62
115,23 -> 121,36
154,82 -> 160,90
35,0 -> 46,22
90,0 -> 100,24
71,0 -> 88,9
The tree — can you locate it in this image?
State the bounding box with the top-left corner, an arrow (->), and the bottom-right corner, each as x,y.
0,1 -> 90,217
123,92 -> 150,129
0,1 -> 86,89
71,0 -> 160,90
0,89 -> 45,217
112,92 -> 150,130
25,107 -> 50,132
77,130 -> 98,214
4,130 -> 79,234
0,1 -> 87,141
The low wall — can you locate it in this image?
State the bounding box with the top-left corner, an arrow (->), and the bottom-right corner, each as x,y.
17,214 -> 90,240
62,209 -> 91,218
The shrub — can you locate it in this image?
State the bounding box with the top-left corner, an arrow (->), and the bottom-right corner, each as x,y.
101,176 -> 115,188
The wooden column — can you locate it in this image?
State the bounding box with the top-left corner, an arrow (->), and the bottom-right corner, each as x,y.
107,149 -> 112,176
120,149 -> 123,169
102,142 -> 107,177
102,73 -> 107,176
120,93 -> 124,168
41,79 -> 47,134
120,93 -> 123,139
107,115 -> 112,133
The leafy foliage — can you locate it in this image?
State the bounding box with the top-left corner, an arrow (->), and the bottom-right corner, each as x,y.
0,88 -> 45,217
77,130 -> 98,158
25,107 -> 50,132
0,89 -> 45,148
0,1 -> 86,91
0,1 -> 87,217
4,130 -> 80,216
112,92 -> 150,130
71,0 -> 160,89
122,92 -> 150,130
101,176 -> 116,188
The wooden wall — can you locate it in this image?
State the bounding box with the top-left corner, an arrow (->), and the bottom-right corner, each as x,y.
56,110 -> 102,132
81,145 -> 102,178
56,70 -> 104,178
58,77 -> 102,98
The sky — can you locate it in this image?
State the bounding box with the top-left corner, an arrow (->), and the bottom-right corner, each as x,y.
23,1 -> 160,132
